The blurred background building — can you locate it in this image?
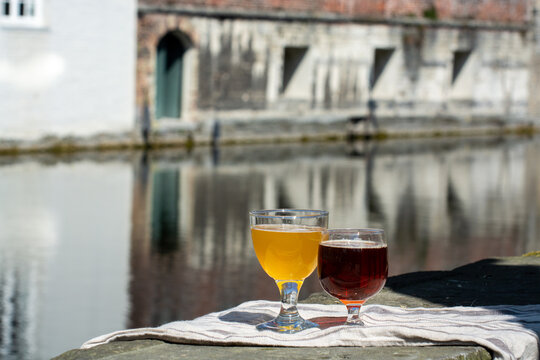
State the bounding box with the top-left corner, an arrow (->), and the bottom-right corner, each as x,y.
138,0 -> 539,142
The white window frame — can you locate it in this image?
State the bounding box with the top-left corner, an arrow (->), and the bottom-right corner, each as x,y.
0,0 -> 44,28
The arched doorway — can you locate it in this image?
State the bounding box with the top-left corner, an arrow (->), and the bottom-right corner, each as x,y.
155,32 -> 188,119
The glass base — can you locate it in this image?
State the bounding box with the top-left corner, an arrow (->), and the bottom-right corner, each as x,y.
256,314 -> 319,333
256,280 -> 319,333
344,318 -> 365,326
343,302 -> 365,326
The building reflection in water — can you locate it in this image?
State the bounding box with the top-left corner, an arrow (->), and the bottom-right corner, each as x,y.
128,137 -> 540,328
0,137 -> 539,359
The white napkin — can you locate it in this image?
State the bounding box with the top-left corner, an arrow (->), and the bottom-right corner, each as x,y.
82,300 -> 540,360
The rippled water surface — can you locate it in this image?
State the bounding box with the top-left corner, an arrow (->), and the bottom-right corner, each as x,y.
1,136 -> 539,359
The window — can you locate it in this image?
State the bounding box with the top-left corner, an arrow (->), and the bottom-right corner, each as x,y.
18,0 -> 35,16
370,48 -> 394,90
0,0 -> 42,27
2,0 -> 10,16
281,46 -> 308,93
452,50 -> 471,84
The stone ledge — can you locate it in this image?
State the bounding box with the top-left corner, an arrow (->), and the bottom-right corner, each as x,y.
55,341 -> 490,360
1,116 -> 538,156
52,255 -> 540,359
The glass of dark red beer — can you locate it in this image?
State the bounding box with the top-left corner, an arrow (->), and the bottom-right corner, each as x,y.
317,228 -> 388,325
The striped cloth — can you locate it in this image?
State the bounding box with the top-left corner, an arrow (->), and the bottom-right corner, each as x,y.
82,300 -> 540,360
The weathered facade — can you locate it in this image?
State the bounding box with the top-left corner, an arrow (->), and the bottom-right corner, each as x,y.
137,0 -> 539,143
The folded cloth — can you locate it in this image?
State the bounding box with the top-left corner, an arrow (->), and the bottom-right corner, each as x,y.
82,301 -> 540,360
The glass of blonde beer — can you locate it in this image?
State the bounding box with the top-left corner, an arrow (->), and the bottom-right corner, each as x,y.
250,209 -> 328,333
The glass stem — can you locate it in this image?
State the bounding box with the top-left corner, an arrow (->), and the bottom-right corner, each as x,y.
276,280 -> 302,320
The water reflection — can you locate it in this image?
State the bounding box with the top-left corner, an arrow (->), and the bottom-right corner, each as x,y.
0,158 -> 132,360
0,137 -> 539,359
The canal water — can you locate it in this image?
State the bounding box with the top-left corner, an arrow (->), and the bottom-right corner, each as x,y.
1,136 -> 539,359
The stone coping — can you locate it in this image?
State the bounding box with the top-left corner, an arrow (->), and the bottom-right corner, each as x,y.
53,254 -> 540,360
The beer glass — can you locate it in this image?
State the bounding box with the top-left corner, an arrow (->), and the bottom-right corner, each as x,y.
318,228 -> 388,325
250,209 -> 328,333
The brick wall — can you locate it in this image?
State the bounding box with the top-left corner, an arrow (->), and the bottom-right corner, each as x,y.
139,0 -> 531,23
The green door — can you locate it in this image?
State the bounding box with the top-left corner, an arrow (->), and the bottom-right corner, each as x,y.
156,33 -> 185,119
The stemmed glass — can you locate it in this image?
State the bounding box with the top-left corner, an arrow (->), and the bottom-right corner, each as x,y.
317,228 -> 388,325
250,209 -> 328,333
